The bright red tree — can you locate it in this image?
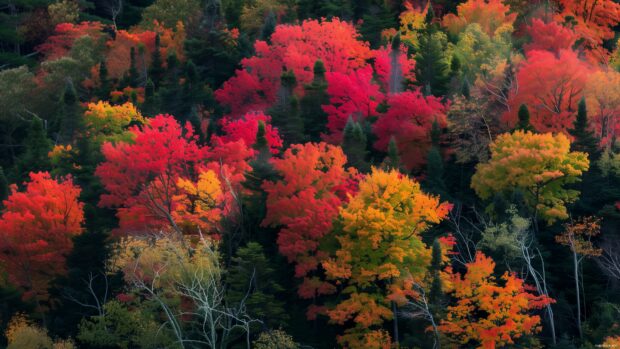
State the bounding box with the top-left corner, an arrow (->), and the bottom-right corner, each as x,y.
96,114 -> 252,236
37,21 -> 105,59
503,49 -> 590,133
373,90 -> 448,170
262,143 -> 359,307
0,172 -> 84,305
212,111 -> 283,155
216,18 -> 373,117
524,18 -> 578,56
323,66 -> 384,143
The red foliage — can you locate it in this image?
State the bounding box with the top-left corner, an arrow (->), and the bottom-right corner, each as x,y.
524,18 -> 578,55
323,66 -> 384,143
38,21 -> 105,60
262,143 -> 356,299
96,114 -> 252,235
216,18 -> 373,117
373,91 -> 448,170
213,111 -> 283,154
503,49 -> 590,133
0,172 -> 84,304
373,44 -> 416,93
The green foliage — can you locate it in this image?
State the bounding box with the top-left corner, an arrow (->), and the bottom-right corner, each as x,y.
77,300 -> 179,349
516,104 -> 534,132
479,206 -> 530,260
253,329 -> 298,349
227,242 -> 288,328
0,166 -> 8,204
300,60 -> 329,141
415,30 -> 451,97
16,118 -> 51,180
569,97 -> 600,158
342,117 -> 369,172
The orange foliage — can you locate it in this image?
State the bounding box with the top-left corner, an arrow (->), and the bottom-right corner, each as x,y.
439,252 -> 554,349
0,172 -> 84,305
442,0 -> 516,37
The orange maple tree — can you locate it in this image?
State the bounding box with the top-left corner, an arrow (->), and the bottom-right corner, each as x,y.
262,142 -> 359,308
0,172 -> 84,306
442,0 -> 517,38
323,168 -> 451,348
439,252 -> 554,349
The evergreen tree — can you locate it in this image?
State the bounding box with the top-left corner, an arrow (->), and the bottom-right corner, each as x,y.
98,60 -> 110,100
128,46 -> 139,87
149,34 -> 164,87
0,166 -> 8,204
142,79 -> 159,116
359,1 -> 398,48
269,71 -> 305,144
59,80 -> 82,144
16,118 -> 52,180
414,29 -> 450,97
569,97 -> 600,157
226,242 -> 288,329
461,80 -> 470,99
384,136 -> 403,172
516,104 -> 534,132
261,10 -> 277,41
342,116 -> 369,172
425,120 -> 448,197
429,238 -> 443,306
300,60 -> 330,141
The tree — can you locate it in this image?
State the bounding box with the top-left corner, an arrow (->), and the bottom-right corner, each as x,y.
516,104 -> 534,132
96,114 -> 251,236
215,18 -> 373,117
149,34 -> 164,87
442,0 -> 517,38
425,120 -> 448,197
373,91 -> 448,170
213,112 -> 283,155
300,60 -> 330,141
555,216 -> 602,339
323,168 -> 451,348
0,172 -> 84,308
503,49 -> 590,133
268,71 -> 306,144
341,117 -> 369,172
583,69 -> 620,146
0,167 -> 8,204
262,143 -> 357,305
16,118 -> 52,180
524,18 -> 578,56
438,252 -> 553,349
59,80 -> 82,144
414,30 -> 451,97
323,65 -> 383,143
140,0 -> 201,28
569,97 -> 600,157
471,131 -> 590,225
554,0 -> 620,62
227,242 -> 288,329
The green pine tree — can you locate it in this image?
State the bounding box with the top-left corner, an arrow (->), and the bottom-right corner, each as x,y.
342,116 -> 369,172
226,242 -> 288,329
128,46 -> 139,86
384,136 -> 403,172
0,166 -> 8,204
149,34 -> 164,87
515,104 -> 534,132
569,97 -> 600,157
425,120 -> 448,197
98,60 -> 110,100
429,239 -> 444,310
300,60 -> 330,141
269,71 -> 305,144
415,29 -> 450,97
16,118 -> 52,180
59,80 -> 82,144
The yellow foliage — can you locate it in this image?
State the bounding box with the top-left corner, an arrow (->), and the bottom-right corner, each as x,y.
471,131 -> 589,224
174,169 -> 223,235
324,168 -> 451,348
398,2 -> 428,47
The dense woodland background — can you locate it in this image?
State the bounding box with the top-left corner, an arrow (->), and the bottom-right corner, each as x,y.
1,0 -> 620,348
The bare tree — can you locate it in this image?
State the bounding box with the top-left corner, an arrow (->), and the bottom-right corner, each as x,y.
400,283 -> 441,349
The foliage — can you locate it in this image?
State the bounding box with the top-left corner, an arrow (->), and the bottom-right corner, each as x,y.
323,168 -> 451,347
439,252 -> 553,349
471,131 -> 589,224
0,172 -> 84,305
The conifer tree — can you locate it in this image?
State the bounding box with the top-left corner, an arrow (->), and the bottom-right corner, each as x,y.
16,118 -> 52,179
149,34 -> 164,87
569,97 -> 600,157
425,120 -> 448,197
342,116 -> 369,172
429,238 -> 443,307
59,81 -> 82,144
0,166 -> 8,204
269,71 -> 305,144
226,242 -> 288,329
128,46 -> 139,86
516,104 -> 534,132
98,60 -> 110,100
300,60 -> 329,141
415,11 -> 450,97
384,136 -> 403,172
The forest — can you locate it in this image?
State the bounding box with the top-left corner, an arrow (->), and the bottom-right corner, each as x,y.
0,0 -> 620,348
